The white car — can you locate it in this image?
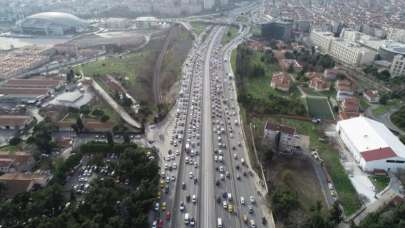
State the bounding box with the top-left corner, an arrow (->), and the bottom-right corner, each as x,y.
250,196 -> 255,204
240,197 -> 245,205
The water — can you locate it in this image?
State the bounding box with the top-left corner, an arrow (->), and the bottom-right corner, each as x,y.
0,36 -> 70,50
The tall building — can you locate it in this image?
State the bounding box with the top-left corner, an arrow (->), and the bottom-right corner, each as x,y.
203,0 -> 215,9
390,55 -> 405,77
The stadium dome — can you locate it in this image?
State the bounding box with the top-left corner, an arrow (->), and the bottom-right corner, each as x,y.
17,12 -> 89,36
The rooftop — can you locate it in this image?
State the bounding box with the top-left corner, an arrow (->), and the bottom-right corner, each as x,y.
337,116 -> 405,158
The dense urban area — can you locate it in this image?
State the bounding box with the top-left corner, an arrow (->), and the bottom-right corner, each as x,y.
0,0 -> 405,228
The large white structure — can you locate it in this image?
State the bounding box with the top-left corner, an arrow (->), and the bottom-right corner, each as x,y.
310,30 -> 376,66
16,12 -> 88,36
336,116 -> 405,172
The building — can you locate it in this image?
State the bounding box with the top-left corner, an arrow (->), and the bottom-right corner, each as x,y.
262,20 -> 294,41
323,68 -> 338,80
263,120 -> 299,155
0,172 -> 48,198
16,12 -> 89,36
336,116 -> 405,172
310,30 -> 376,66
378,41 -> 405,61
309,76 -> 330,91
390,55 -> 405,77
336,79 -> 354,101
0,115 -> 33,130
279,59 -> 303,72
363,90 -> 380,103
328,39 -> 375,66
0,78 -> 63,102
310,30 -> 334,53
340,97 -> 359,113
271,72 -> 291,92
0,151 -> 34,172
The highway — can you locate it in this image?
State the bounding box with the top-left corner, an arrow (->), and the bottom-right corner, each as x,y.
152,3 -> 275,228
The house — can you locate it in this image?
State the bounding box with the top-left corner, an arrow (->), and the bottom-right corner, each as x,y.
309,76 -> 331,91
263,120 -> 299,155
323,68 -> 338,80
247,40 -> 266,51
0,115 -> 34,130
0,172 -> 48,198
341,97 -> 359,113
336,116 -> 405,172
271,72 -> 291,92
279,59 -> 303,72
0,159 -> 14,173
363,90 -> 380,103
305,72 -> 322,80
0,151 -> 34,172
336,79 -> 354,101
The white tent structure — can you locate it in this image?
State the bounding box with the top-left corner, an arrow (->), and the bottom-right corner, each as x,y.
336,116 -> 405,172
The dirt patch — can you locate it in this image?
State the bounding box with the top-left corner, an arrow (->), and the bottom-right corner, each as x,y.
266,154 -> 327,225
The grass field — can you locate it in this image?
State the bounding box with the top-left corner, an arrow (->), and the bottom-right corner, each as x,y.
222,26 -> 239,45
190,22 -> 208,35
369,175 -> 390,192
372,99 -> 401,116
306,96 -> 334,120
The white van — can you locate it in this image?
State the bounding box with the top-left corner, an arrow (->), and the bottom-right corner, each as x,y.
184,213 -> 190,224
217,217 -> 223,228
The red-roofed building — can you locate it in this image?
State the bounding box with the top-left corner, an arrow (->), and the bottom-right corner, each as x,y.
340,97 -> 359,113
279,59 -> 303,72
360,147 -> 397,162
270,72 -> 291,92
363,90 -> 380,103
309,76 -> 330,91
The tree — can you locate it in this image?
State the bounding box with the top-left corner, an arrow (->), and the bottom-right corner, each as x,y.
123,133 -> 131,144
66,68 -> 74,83
76,117 -> 84,132
106,132 -> 114,145
328,201 -> 343,224
9,136 -> 21,146
271,187 -> 299,218
30,118 -> 57,154
101,115 -> 110,122
287,64 -> 295,73
376,70 -> 391,81
80,105 -> 91,115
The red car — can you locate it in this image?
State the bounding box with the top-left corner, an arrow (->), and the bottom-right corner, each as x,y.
165,211 -> 171,220
158,219 -> 164,228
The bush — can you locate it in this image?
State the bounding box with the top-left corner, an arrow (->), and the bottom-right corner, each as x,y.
9,137 -> 21,146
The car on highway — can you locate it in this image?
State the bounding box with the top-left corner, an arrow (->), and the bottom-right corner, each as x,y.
223,200 -> 227,209
152,220 -> 157,228
192,194 -> 197,204
154,202 -> 159,211
161,202 -> 166,211
190,217 -> 196,226
248,205 -> 254,214
217,217 -> 223,228
182,182 -> 186,190
228,204 -> 233,213
165,211 -> 171,220
240,196 -> 245,205
250,195 -> 255,204
180,201 -> 185,211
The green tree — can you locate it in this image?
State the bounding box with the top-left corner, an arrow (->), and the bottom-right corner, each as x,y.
271,187 -> 299,218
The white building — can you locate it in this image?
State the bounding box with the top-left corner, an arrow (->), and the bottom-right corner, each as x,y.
336,116 -> 405,172
310,30 -> 376,66
309,31 -> 334,53
390,54 -> 405,77
329,39 -> 376,66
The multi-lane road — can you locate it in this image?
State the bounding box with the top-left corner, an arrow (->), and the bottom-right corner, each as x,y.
151,6 -> 274,227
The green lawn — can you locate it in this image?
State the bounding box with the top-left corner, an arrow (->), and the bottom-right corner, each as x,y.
369,175 -> 390,192
372,99 -> 401,116
236,15 -> 249,23
190,22 -> 208,35
222,26 -> 239,45
360,97 -> 370,111
306,96 -> 335,120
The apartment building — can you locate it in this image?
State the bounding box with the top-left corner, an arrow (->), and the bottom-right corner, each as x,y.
390,54 -> 405,77
310,30 -> 376,66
